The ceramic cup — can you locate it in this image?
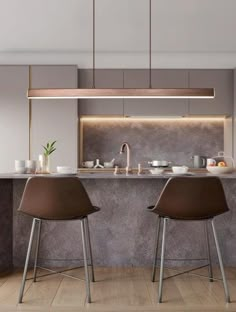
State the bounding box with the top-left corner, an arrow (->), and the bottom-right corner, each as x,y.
15,160 -> 26,174
207,158 -> 216,166
25,160 -> 37,174
82,161 -> 94,168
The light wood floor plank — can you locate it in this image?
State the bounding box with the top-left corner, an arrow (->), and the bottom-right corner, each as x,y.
52,268 -> 86,307
0,267 -> 234,311
19,270 -> 63,307
144,267 -> 185,305
88,267 -> 152,306
0,270 -> 33,306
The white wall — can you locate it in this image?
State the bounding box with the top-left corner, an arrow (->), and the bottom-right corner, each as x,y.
1,52 -> 236,69
1,0 -> 236,68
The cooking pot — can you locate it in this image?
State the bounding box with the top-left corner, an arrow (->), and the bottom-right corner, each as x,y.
148,160 -> 171,167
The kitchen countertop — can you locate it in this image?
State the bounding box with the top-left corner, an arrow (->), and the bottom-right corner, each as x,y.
78,172 -> 236,179
1,172 -> 236,179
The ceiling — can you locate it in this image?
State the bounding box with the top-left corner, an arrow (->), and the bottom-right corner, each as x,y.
0,0 -> 236,68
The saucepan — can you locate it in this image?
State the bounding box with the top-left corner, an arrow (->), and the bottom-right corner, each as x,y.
148,160 -> 171,167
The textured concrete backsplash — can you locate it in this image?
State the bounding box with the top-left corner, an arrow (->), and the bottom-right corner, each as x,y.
82,120 -> 224,167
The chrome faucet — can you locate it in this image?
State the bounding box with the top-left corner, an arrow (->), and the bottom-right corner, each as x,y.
120,142 -> 131,173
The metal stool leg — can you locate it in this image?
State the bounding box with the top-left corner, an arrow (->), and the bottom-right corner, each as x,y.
18,218 -> 37,303
84,217 -> 95,282
158,217 -> 167,303
152,216 -> 161,282
81,218 -> 91,303
204,220 -> 213,282
211,219 -> 230,303
33,219 -> 42,282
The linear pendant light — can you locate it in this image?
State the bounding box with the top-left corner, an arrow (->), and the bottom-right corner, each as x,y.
27,0 -> 215,100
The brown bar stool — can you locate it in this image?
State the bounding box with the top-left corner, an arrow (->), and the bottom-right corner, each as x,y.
17,176 -> 100,304
149,176 -> 230,303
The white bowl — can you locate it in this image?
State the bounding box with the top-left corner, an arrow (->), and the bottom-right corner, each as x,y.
149,168 -> 164,175
206,166 -> 234,174
172,166 -> 189,174
57,166 -> 76,174
104,162 -> 114,168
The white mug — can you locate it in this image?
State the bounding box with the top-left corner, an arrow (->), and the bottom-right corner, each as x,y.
207,158 -> 216,166
25,160 -> 37,174
82,161 -> 94,168
15,160 -> 26,174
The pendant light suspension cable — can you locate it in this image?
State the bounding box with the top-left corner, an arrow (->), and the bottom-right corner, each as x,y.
92,0 -> 95,89
149,0 -> 152,89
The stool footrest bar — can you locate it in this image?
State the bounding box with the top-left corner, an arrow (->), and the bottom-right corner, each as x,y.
26,266 -> 87,282
160,265 -> 223,282
158,264 -> 208,281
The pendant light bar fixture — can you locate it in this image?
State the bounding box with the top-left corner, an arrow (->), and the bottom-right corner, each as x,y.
27,0 -> 214,100
28,88 -> 215,99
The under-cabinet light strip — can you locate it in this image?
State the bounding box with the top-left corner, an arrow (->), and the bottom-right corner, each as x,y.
80,117 -> 225,122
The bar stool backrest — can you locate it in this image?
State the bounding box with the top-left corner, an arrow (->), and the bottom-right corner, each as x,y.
18,177 -> 95,220
152,177 -> 229,220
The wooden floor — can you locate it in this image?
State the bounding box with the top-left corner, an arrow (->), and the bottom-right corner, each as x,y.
0,267 -> 235,312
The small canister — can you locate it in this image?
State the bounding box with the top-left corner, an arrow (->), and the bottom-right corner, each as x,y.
138,163 -> 142,175
207,158 -> 217,166
192,155 -> 207,168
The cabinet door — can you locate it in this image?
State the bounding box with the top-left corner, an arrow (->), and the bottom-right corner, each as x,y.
0,66 -> 29,173
124,69 -> 189,116
78,69 -> 124,115
189,70 -> 233,115
31,65 -> 78,170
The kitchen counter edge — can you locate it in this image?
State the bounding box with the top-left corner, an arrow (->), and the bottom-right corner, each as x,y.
1,173 -> 236,179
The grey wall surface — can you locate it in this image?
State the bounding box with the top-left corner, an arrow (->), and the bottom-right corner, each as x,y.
82,120 -> 223,167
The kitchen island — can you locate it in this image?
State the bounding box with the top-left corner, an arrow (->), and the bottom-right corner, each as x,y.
0,172 -> 236,273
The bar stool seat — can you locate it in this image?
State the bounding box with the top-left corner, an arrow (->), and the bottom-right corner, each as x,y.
148,176 -> 230,303
18,176 -> 100,304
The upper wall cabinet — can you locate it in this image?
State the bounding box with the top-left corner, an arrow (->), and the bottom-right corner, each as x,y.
78,69 -> 124,115
189,70 -> 233,116
31,65 -> 78,170
0,66 -> 29,173
123,69 -> 189,116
